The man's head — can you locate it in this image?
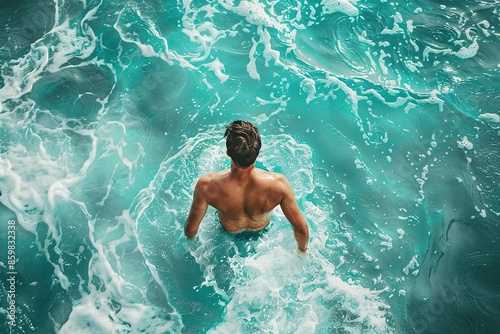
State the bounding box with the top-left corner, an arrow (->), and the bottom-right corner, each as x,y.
224,120 -> 261,168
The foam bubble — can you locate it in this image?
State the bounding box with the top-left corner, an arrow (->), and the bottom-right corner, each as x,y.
381,12 -> 404,35
300,78 -> 317,104
204,58 -> 229,83
455,39 -> 479,59
457,136 -> 473,150
321,0 -> 359,17
403,256 -> 419,276
479,113 -> 500,123
225,0 -> 286,30
247,38 -> 261,80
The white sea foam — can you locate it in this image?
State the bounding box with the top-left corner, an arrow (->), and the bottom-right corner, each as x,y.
207,245 -> 392,333
455,38 -> 479,59
247,38 -> 261,80
300,78 -> 317,104
321,0 -> 359,17
381,12 -> 404,35
224,0 -> 286,30
423,38 -> 479,61
204,58 -> 229,83
59,295 -> 181,333
479,113 -> 500,123
457,136 -> 473,150
403,256 -> 419,276
379,50 -> 390,75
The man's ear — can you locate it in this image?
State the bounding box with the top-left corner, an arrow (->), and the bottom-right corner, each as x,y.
226,150 -> 230,157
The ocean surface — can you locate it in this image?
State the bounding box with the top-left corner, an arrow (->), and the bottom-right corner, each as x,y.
1,0 -> 499,333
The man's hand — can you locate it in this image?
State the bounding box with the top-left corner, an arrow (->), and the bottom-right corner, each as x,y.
297,246 -> 307,256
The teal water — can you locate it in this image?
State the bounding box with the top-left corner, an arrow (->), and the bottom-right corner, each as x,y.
1,0 -> 499,333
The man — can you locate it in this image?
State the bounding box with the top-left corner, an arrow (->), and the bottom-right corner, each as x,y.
184,120 -> 309,252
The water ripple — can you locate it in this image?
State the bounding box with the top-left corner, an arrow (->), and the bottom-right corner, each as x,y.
355,9 -> 389,42
294,13 -> 375,76
410,12 -> 463,51
461,254 -> 500,319
0,3 -> 55,59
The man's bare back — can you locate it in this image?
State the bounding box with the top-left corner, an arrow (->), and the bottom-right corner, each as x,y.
184,120 -> 309,252
184,163 -> 309,251
197,167 -> 286,232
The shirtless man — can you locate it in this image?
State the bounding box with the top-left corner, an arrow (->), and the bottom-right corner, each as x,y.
184,120 -> 309,252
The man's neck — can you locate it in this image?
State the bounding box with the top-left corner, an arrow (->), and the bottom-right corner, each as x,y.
230,162 -> 255,179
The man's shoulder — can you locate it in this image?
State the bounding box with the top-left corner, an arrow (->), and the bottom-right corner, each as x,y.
195,171 -> 226,199
196,170 -> 229,189
257,168 -> 287,180
198,169 -> 229,181
197,173 -> 216,186
256,170 -> 290,191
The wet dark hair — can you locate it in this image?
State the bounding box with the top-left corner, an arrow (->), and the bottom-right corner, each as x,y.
224,120 -> 261,168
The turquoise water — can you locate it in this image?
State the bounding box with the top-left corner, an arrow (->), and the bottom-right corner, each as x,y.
1,0 -> 499,333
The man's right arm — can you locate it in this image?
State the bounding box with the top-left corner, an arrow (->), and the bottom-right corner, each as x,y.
278,176 -> 309,252
184,179 -> 209,238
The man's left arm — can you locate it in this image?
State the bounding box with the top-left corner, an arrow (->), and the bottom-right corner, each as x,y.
184,181 -> 208,238
278,176 -> 309,252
